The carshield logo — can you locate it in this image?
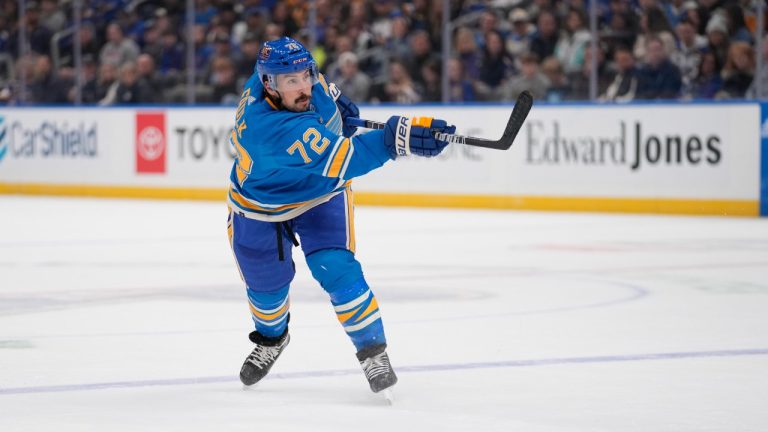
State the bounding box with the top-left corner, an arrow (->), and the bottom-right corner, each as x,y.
136,112 -> 166,173
0,116 -> 7,164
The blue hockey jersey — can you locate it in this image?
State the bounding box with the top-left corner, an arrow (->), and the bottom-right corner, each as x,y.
228,74 -> 392,221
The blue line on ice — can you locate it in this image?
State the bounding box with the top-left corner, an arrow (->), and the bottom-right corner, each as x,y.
2,348 -> 767,396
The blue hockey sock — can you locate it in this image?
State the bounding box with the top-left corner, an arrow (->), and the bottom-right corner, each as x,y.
246,284 -> 290,338
329,278 -> 386,351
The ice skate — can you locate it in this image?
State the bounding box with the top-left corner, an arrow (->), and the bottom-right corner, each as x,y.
357,344 -> 397,400
239,329 -> 290,386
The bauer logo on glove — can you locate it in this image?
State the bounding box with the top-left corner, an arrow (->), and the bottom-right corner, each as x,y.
384,116 -> 456,159
396,117 -> 412,157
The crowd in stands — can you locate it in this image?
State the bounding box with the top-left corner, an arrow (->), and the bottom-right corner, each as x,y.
0,0 -> 767,105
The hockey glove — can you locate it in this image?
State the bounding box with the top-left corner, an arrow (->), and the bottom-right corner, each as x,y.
384,116 -> 456,158
329,82 -> 360,138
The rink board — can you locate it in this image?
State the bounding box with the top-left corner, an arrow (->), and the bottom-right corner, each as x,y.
0,102 -> 765,216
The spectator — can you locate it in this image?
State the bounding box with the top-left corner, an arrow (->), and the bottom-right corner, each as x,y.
271,1 -> 299,38
386,14 -> 412,61
237,32 -> 261,84
681,1 -> 707,35
667,0 -> 691,27
746,35 -> 768,99
99,23 -> 140,68
447,57 -> 475,102
723,4 -> 753,44
0,15 -> 9,56
454,27 -> 481,81
83,62 -> 118,104
136,54 -> 166,101
602,9 -> 637,56
376,60 -> 420,104
77,24 -> 102,61
601,47 -> 639,102
475,9 -> 501,50
568,45 -> 613,100
191,24 -> 215,77
555,8 -> 591,74
502,53 -> 549,101
528,0 -> 555,19
209,57 -> 239,104
39,0 -> 66,33
12,2 -> 52,56
111,61 -> 155,104
633,6 -> 676,59
506,8 -> 535,59
325,35 -> 360,81
71,55 -> 99,102
672,19 -> 708,96
690,51 -> 723,99
637,36 -> 683,99
705,15 -> 730,70
541,56 -> 571,102
529,11 -> 560,63
639,0 -> 678,27
477,30 -> 515,100
263,23 -> 284,42
334,52 -> 371,102
28,54 -> 70,104
404,30 -> 440,88
159,31 -> 187,76
194,0 -> 218,25
233,7 -> 268,45
718,41 -> 754,99
420,58 -> 442,102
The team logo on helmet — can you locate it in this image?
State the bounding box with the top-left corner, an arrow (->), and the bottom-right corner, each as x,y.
259,46 -> 272,60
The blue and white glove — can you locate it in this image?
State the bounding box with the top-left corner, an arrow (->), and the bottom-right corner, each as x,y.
384,116 -> 456,158
329,83 -> 360,138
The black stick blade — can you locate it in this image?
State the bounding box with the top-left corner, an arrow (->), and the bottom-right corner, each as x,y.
461,90 -> 533,150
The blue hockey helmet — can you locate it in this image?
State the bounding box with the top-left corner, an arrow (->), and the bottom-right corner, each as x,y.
256,37 -> 318,91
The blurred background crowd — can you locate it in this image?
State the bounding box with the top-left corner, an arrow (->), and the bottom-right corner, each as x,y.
0,0 -> 767,105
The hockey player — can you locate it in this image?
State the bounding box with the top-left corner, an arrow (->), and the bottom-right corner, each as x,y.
227,37 -> 455,397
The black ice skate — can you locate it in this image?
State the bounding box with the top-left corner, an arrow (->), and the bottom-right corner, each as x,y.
239,329 -> 290,386
357,344 -> 397,403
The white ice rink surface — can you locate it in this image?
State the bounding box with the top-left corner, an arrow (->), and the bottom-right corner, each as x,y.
1,196 -> 767,432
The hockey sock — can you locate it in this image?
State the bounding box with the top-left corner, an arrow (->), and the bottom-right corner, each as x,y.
330,278 -> 386,351
246,284 -> 290,338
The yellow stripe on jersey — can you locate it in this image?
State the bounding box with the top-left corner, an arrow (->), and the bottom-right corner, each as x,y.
231,131 -> 253,185
318,73 -> 330,95
327,138 -> 351,178
229,186 -> 307,213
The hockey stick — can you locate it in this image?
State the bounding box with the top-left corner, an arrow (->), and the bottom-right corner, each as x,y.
347,91 -> 533,150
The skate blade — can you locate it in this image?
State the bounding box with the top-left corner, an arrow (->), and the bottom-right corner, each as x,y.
381,388 -> 394,405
